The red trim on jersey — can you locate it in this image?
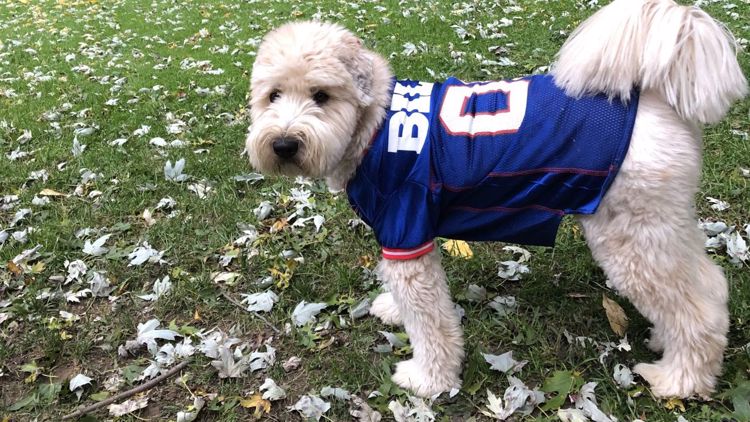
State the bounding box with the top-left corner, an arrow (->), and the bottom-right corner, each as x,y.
449,204 -> 566,216
440,165 -> 615,193
487,165 -> 613,178
382,241 -> 434,260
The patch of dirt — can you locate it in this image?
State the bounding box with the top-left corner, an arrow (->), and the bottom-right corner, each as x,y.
0,373 -> 28,410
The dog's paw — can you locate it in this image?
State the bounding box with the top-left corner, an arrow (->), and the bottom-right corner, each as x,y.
370,292 -> 402,325
634,362 -> 715,398
392,359 -> 460,397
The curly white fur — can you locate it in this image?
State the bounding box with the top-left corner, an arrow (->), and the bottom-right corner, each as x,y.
580,91 -> 730,397
551,0 -> 748,123
246,0 -> 747,399
246,21 -> 393,189
376,249 -> 464,395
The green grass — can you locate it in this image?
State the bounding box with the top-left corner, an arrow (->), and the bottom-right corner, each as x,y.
1,0 -> 749,420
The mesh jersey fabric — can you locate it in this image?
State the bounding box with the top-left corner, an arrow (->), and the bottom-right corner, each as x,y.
346,74 -> 639,260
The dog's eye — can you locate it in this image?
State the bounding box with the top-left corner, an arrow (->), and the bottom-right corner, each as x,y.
269,90 -> 280,103
312,90 -> 329,105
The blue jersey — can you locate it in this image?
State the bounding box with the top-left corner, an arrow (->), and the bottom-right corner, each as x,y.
347,74 -> 638,260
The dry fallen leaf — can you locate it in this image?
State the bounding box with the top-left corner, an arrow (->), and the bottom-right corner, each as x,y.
442,239 -> 473,259
240,291 -> 279,313
483,351 -> 528,374
240,393 -> 271,418
39,188 -> 66,197
269,217 -> 289,234
350,395 -> 382,421
602,295 -> 628,337
664,397 -> 686,412
289,395 -> 331,421
269,260 -> 296,290
283,356 -> 302,372
108,396 -> 149,417
358,255 -> 375,269
7,261 -> 23,276
29,261 -> 45,274
259,378 -> 287,401
292,301 -> 328,327
142,208 -> 156,226
612,364 -> 634,389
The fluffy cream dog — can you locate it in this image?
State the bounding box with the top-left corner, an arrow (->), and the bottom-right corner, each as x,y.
246,0 -> 747,398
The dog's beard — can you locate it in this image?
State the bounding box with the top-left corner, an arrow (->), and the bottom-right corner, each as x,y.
246,102 -> 359,178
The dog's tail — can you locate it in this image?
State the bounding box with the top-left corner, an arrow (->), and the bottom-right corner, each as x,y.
551,0 -> 747,124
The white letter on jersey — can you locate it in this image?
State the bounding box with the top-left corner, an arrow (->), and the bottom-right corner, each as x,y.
387,81 -> 434,153
391,82 -> 434,113
388,111 -> 429,153
439,79 -> 529,136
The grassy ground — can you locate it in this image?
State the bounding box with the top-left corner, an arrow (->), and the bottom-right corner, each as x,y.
0,0 -> 748,420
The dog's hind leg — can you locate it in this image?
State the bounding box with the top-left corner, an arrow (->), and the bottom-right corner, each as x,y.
377,248 -> 464,396
579,94 -> 729,398
581,204 -> 729,398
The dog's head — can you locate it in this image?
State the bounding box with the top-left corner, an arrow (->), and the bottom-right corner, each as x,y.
246,21 -> 378,178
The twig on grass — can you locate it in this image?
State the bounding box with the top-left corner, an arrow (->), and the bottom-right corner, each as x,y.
61,359 -> 191,420
220,290 -> 281,334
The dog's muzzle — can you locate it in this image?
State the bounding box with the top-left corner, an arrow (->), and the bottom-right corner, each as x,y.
272,136 -> 300,159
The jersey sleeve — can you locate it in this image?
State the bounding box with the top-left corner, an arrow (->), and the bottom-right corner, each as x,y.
374,182 -> 436,260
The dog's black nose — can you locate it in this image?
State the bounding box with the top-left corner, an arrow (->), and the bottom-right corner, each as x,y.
272,137 -> 299,159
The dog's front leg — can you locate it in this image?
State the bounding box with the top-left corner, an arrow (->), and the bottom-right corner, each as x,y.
377,248 -> 464,397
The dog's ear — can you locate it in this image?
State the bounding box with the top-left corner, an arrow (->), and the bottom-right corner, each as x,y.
339,34 -> 374,107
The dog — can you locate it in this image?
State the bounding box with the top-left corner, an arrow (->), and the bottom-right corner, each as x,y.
245,0 -> 748,398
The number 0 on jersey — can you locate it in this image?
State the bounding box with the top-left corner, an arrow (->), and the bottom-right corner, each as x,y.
439,79 -> 530,137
